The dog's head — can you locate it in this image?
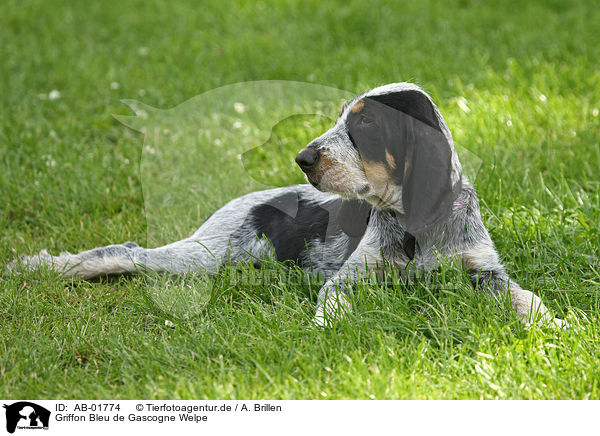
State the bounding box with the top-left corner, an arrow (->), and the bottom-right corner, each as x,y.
296,83 -> 462,235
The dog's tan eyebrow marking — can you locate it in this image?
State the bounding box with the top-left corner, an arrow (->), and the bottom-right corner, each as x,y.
351,100 -> 365,113
385,149 -> 396,169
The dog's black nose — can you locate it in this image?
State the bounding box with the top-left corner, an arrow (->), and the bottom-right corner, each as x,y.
295,148 -> 319,171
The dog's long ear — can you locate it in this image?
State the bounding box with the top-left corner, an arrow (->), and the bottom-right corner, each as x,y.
336,199 -> 372,238
369,89 -> 459,235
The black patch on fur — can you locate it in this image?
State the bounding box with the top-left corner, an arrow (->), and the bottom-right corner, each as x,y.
247,193 -> 371,267
248,194 -> 331,264
90,244 -> 134,258
402,231 -> 416,260
369,90 -> 441,133
336,199 -> 372,238
338,199 -> 371,259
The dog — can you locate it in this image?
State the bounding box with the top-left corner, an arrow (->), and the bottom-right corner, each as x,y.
9,82 -> 565,328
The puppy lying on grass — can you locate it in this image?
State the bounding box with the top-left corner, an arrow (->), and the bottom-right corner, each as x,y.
9,83 -> 566,328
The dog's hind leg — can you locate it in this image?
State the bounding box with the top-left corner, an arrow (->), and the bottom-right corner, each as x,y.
8,237 -> 233,279
7,242 -> 140,278
7,202 -> 246,279
7,187 -> 296,279
7,190 -> 264,278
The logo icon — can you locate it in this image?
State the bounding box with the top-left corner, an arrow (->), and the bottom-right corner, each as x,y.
3,402 -> 50,433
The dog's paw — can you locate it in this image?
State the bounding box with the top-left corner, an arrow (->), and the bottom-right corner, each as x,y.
6,249 -> 53,273
556,311 -> 587,332
524,315 -> 581,332
312,294 -> 352,328
551,317 -> 568,330
312,308 -> 330,328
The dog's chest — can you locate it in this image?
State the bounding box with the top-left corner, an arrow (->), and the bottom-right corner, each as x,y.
377,231 -> 416,271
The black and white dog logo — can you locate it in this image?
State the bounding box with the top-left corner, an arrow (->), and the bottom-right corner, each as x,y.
3,402 -> 50,433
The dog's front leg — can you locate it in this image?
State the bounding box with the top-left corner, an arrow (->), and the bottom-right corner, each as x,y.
463,241 -> 566,328
313,240 -> 383,327
313,279 -> 353,327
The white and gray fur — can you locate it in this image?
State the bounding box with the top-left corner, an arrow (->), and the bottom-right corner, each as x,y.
9,83 -> 565,328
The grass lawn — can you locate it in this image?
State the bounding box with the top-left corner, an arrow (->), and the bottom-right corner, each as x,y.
1,0 -> 599,399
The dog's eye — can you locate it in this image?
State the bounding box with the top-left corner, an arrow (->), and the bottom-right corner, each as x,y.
359,114 -> 375,126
